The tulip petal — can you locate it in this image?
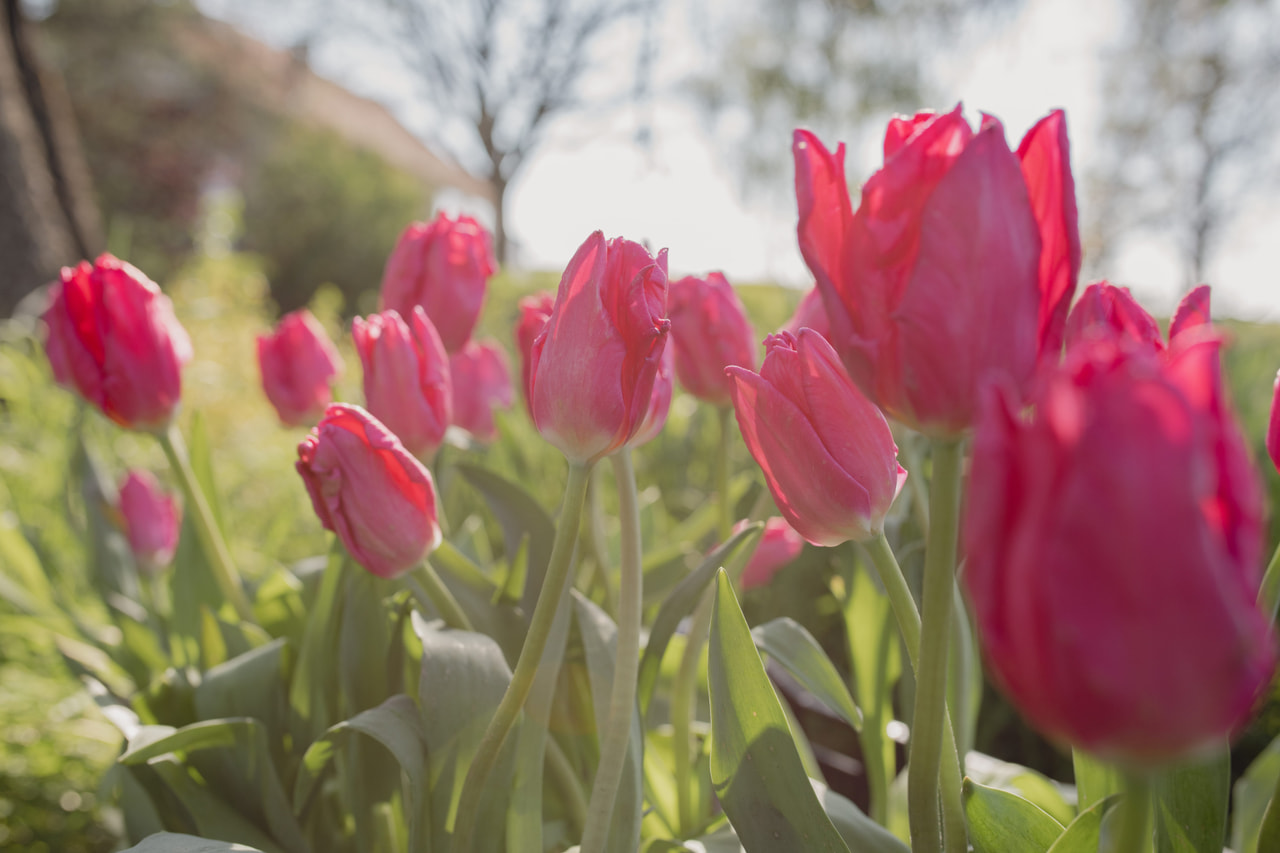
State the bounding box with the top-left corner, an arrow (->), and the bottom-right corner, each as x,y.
1169,284 -> 1212,343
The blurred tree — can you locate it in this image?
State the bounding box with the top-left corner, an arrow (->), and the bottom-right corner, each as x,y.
1087,0 -> 1280,289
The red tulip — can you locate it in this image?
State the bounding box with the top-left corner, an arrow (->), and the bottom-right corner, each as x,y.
727,330 -> 906,547
352,308 -> 452,461
794,107 -> 1079,434
964,335 -> 1273,763
667,272 -> 756,406
43,254 -> 192,430
780,286 -> 831,342
449,339 -> 514,443
526,232 -> 670,464
739,518 -> 805,590
380,213 -> 497,354
1065,281 -> 1211,354
515,291 -> 555,421
296,404 -> 442,579
256,309 -> 343,427
118,470 -> 181,574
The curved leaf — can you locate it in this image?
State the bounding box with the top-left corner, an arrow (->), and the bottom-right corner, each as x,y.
121,832 -> 265,852
752,617 -> 862,732
963,778 -> 1063,853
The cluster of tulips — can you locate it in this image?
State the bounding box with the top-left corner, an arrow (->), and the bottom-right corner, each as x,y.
32,104 -> 1280,853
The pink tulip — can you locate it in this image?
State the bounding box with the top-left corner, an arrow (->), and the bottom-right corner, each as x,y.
780,286 -> 831,342
526,232 -> 671,464
352,308 -> 452,461
726,330 -> 906,547
379,213 -> 497,354
667,272 -> 756,406
118,471 -> 181,574
256,309 -> 343,427
632,337 -> 674,447
515,291 -> 555,421
964,334 -> 1274,763
793,107 -> 1079,434
449,339 -> 514,443
1064,282 -> 1211,354
739,518 -> 805,590
296,404 -> 442,579
43,254 -> 192,431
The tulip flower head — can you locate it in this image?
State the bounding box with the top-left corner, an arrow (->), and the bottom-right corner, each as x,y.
118,470 -> 181,574
1065,281 -> 1211,354
515,291 -> 555,421
727,329 -> 906,546
380,213 -> 497,354
353,308 -> 453,461
449,339 -> 514,443
526,232 -> 671,464
296,404 -> 442,579
256,309 -> 344,427
739,517 -> 805,590
632,335 -> 675,447
794,107 -> 1080,434
43,254 -> 193,431
667,272 -> 756,406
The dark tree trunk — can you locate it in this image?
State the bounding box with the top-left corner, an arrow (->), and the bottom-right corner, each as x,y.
0,0 -> 100,317
491,172 -> 509,267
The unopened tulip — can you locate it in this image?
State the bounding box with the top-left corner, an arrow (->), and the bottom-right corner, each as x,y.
43,254 -> 192,430
380,213 -> 496,354
794,107 -> 1079,434
449,339 -> 513,443
352,308 -> 452,461
256,309 -> 343,427
780,286 -> 831,342
296,404 -> 442,579
964,336 -> 1274,763
667,272 -> 755,406
118,471 -> 181,574
727,330 -> 906,546
526,232 -> 670,464
515,291 -> 555,420
739,518 -> 805,590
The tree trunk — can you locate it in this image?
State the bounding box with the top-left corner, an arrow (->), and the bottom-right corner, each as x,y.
0,0 -> 100,317
492,172 -> 508,267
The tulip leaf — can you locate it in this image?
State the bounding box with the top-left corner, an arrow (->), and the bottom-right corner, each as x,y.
194,639 -> 292,760
1153,748 -> 1230,853
752,616 -> 862,732
121,831 -> 266,851
966,751 -> 1075,827
813,779 -> 910,853
1044,795 -> 1121,853
707,569 -> 850,853
963,778 -> 1064,853
145,754 -> 287,853
637,522 -> 763,715
1232,732 -> 1280,853
287,542 -> 345,744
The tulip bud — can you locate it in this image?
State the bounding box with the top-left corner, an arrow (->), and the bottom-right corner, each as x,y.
526,232 -> 671,464
794,107 -> 1079,434
515,291 -> 555,421
296,404 -> 442,579
739,518 -> 805,590
43,254 -> 192,431
352,308 -> 452,461
118,471 -> 181,574
256,309 -> 343,427
727,330 -> 906,546
780,286 -> 831,342
449,339 -> 514,443
379,213 -> 497,354
667,272 -> 756,406
964,335 -> 1274,764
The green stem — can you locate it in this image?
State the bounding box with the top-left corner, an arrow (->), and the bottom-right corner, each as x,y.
905,438 -> 966,853
157,423 -> 254,623
1258,539 -> 1280,625
412,558 -> 473,631
714,406 -> 734,541
673,587 -> 712,836
587,466 -> 617,616
580,452 -> 643,852
1104,773 -> 1151,853
450,461 -> 593,853
546,735 -> 589,840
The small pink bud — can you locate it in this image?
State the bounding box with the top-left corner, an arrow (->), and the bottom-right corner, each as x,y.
449,339 -> 514,443
118,471 -> 181,574
739,518 -> 805,590
667,272 -> 756,406
256,309 -> 343,427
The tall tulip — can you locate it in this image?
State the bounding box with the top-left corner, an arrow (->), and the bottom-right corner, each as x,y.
118,471 -> 181,575
380,213 -> 497,354
964,334 -> 1274,763
43,254 -> 192,431
794,107 -> 1079,434
256,308 -> 343,427
352,308 -> 452,461
666,272 -> 756,406
449,339 -> 513,443
296,404 -> 442,579
526,232 -> 670,464
727,329 -> 906,546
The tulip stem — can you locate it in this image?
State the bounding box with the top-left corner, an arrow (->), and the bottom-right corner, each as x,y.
586,466 -> 618,616
451,461 -> 593,853
411,559 -> 473,631
714,405 -> 734,541
1104,773 -> 1151,853
580,451 -> 643,852
1258,539 -> 1280,625
906,438 -> 966,853
157,423 -> 255,624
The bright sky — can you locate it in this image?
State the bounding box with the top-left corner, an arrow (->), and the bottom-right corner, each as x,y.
203,0 -> 1280,321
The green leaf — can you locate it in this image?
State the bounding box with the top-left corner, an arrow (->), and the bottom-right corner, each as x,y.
121,833 -> 266,852
813,779 -> 910,853
1233,732 -> 1280,853
1073,749 -> 1122,812
752,617 -> 862,732
146,754 -> 286,853
637,522 -> 763,714
1045,795 -> 1121,853
966,751 -> 1075,827
707,570 -> 849,852
1153,748 -> 1229,853
963,778 -> 1064,853
287,542 -> 345,744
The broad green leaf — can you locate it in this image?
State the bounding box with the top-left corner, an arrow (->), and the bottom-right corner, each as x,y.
121,833 -> 265,852
456,462 -> 554,615
1233,732 -> 1280,853
1073,749 -> 1122,812
707,570 -> 849,853
813,779 -> 910,853
146,754 -> 285,853
752,617 -> 862,732
637,522 -> 763,714
966,751 -> 1075,826
1153,748 -> 1229,853
1045,794 -> 1121,853
963,778 -> 1063,853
